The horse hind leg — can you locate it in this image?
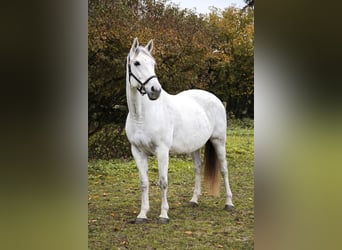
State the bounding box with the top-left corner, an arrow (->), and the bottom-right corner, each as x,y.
189,149 -> 202,206
210,138 -> 234,210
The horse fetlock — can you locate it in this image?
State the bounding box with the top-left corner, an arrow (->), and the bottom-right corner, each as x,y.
220,168 -> 228,175
162,203 -> 169,210
140,204 -> 150,211
159,208 -> 169,219
137,212 -> 148,220
226,191 -> 233,200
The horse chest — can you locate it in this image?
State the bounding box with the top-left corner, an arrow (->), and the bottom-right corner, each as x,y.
126,123 -> 159,154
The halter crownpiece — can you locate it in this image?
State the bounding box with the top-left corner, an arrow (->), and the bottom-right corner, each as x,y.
127,56 -> 158,96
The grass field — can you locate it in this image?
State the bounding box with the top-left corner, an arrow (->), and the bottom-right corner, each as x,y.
88,125 -> 254,249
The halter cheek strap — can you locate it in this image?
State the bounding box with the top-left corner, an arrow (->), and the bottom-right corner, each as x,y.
127,57 -> 157,96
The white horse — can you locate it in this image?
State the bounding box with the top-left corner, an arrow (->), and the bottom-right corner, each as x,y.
125,38 -> 234,224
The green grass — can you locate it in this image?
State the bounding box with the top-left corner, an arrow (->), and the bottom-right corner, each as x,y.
88,127 -> 254,249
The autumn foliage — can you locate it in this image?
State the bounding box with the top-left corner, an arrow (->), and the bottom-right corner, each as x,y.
89,0 -> 254,133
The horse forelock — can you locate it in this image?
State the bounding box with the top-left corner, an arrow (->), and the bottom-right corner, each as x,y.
132,46 -> 155,63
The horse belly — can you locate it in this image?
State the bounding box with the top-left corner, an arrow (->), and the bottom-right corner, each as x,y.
169,108 -> 212,154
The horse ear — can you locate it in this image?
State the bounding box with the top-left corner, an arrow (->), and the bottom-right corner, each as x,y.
131,37 -> 139,52
130,37 -> 139,57
145,39 -> 153,53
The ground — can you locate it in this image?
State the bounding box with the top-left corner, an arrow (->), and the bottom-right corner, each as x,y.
88,126 -> 254,249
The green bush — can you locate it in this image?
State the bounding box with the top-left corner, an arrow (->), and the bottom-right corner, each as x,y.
228,117 -> 254,129
88,124 -> 132,160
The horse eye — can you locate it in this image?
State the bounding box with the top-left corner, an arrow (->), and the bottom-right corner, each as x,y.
134,61 -> 140,66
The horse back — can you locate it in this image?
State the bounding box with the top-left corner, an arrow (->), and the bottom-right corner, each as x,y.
168,89 -> 227,153
176,89 -> 227,128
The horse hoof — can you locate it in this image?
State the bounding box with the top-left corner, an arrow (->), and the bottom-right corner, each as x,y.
224,205 -> 234,211
135,218 -> 148,224
189,201 -> 199,207
159,217 -> 169,224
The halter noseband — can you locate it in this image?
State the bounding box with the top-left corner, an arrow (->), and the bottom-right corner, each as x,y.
127,57 -> 158,96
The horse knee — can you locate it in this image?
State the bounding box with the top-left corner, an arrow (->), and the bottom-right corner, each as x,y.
140,180 -> 148,190
194,166 -> 202,175
158,177 -> 168,190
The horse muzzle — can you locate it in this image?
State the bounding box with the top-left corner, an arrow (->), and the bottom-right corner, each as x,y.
147,85 -> 161,100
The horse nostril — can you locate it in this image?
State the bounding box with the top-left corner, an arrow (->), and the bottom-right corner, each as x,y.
151,86 -> 155,92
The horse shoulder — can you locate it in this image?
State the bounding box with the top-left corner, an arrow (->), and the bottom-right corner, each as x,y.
125,98 -> 173,154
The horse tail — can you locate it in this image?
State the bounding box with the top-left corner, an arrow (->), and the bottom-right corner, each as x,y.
204,140 -> 220,197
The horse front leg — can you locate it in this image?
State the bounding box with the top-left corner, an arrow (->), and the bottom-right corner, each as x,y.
131,145 -> 150,223
156,147 -> 170,223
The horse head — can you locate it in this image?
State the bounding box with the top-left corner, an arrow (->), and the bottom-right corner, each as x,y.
127,37 -> 162,101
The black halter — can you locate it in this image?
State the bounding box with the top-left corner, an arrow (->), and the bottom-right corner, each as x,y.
127,57 -> 158,96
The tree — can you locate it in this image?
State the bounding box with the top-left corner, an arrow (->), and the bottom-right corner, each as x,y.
88,0 -> 254,134
207,7 -> 254,118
